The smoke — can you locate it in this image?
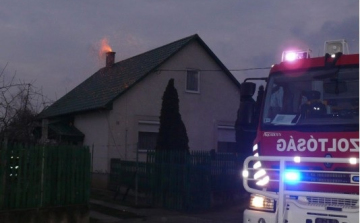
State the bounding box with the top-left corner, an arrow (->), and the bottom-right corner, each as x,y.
99,38 -> 112,58
88,37 -> 114,68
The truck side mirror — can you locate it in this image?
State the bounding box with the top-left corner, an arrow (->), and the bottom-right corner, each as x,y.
241,82 -> 256,97
237,82 -> 256,126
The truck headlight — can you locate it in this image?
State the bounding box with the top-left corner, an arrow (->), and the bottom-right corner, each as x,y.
250,194 -> 276,212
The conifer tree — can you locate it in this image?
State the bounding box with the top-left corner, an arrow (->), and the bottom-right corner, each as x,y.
155,78 -> 189,153
154,79 -> 189,208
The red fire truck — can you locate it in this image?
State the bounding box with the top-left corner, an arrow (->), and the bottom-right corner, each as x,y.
241,40 -> 359,223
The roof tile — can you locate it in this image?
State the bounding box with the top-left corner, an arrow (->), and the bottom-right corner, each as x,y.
40,34 -> 197,118
39,34 -> 240,118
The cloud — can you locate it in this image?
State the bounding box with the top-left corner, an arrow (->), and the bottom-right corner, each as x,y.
289,16 -> 359,56
0,0 -> 358,102
320,16 -> 359,53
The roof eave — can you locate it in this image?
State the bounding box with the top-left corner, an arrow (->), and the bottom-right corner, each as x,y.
193,35 -> 241,88
105,36 -> 199,107
38,106 -> 111,120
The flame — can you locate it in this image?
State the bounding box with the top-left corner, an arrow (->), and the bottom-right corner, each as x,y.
99,38 -> 112,58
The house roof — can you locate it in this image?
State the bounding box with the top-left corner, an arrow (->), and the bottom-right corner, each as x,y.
39,34 -> 240,118
49,122 -> 84,137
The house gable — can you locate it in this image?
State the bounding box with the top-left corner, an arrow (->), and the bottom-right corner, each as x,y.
39,34 -> 240,119
105,39 -> 241,160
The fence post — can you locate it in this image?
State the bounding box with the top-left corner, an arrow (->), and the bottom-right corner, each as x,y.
39,146 -> 45,207
0,135 -> 8,209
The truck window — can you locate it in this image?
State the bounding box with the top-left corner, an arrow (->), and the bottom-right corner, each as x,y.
262,67 -> 359,126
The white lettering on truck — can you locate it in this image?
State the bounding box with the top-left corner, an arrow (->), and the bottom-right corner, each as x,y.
276,136 -> 359,152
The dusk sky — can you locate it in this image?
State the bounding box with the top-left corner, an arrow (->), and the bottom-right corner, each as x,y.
1,1 -> 359,106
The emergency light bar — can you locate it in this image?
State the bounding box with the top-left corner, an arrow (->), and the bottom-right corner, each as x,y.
281,50 -> 311,62
284,170 -> 301,184
324,39 -> 349,57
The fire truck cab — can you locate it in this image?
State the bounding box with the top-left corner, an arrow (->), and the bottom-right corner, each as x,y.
241,40 -> 359,223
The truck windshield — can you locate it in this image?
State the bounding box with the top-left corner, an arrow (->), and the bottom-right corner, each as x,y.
262,66 -> 359,127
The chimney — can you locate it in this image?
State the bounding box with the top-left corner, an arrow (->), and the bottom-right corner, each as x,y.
106,51 -> 116,67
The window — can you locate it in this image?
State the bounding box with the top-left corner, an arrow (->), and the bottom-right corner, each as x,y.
217,141 -> 237,153
138,121 -> 159,151
138,132 -> 158,151
186,70 -> 200,92
263,67 -> 359,127
217,125 -> 236,153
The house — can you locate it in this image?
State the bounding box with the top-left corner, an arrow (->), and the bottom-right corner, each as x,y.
39,34 -> 241,188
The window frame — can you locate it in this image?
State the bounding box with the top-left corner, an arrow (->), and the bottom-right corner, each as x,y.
138,131 -> 158,152
217,141 -> 237,153
186,69 -> 200,93
137,121 -> 159,152
217,125 -> 236,153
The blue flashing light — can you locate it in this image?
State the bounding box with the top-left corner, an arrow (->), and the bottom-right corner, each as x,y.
352,176 -> 359,183
285,171 -> 301,184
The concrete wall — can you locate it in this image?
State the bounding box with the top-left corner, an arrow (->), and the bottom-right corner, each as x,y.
75,111 -> 109,173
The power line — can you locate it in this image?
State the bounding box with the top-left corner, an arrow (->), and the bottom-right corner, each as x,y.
156,67 -> 271,72
229,67 -> 271,71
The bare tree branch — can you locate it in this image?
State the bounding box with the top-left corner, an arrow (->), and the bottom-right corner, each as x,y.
0,63 -> 52,144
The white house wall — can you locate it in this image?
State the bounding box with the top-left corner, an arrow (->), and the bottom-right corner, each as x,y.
74,111 -> 109,173
107,40 -> 240,164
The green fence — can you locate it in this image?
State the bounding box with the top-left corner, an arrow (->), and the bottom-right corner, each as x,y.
109,160 -> 150,192
0,144 -> 91,210
109,150 -> 243,211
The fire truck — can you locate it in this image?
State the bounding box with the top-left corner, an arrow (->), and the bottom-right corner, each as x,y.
240,40 -> 359,223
